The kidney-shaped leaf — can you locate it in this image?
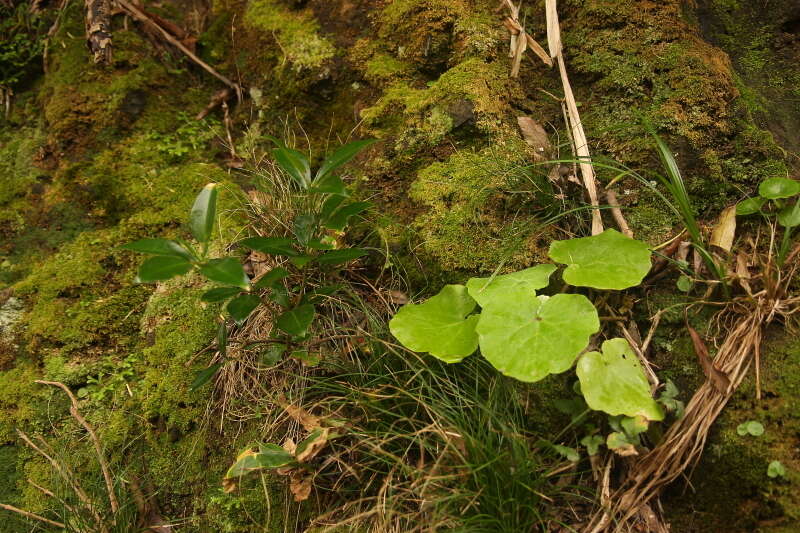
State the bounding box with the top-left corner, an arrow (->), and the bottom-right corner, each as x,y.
759,177 -> 800,199
389,285 -> 479,363
576,338 -> 664,421
778,203 -> 800,228
549,229 -> 651,290
476,293 -> 599,382
466,264 -> 556,307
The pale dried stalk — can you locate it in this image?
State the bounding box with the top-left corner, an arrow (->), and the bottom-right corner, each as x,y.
36,380 -> 119,515
606,190 -> 633,238
546,0 -> 603,235
0,503 -> 66,529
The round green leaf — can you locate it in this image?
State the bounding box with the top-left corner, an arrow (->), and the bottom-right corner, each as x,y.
466,264 -> 556,308
736,197 -> 766,216
548,229 -> 652,290
136,256 -> 192,282
676,275 -> 693,292
737,420 -> 764,437
576,338 -> 664,421
276,304 -> 315,336
189,183 -> 218,243
476,293 -> 599,382
389,285 -> 479,363
227,294 -> 261,325
777,203 -> 800,228
200,258 -> 250,289
767,460 -> 786,478
759,178 -> 800,200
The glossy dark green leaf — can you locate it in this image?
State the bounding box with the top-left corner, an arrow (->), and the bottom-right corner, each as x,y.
269,284 -> 290,307
260,343 -> 286,366
290,255 -> 314,268
276,304 -> 315,336
201,287 -> 242,303
315,139 -> 376,181
217,322 -> 228,356
316,248 -> 368,266
272,146 -> 311,189
136,256 -> 192,282
320,195 -> 345,223
253,267 -> 290,289
200,258 -> 250,289
189,183 -> 218,243
240,236 -> 298,256
293,214 -> 316,246
324,201 -> 371,231
301,284 -> 341,304
122,238 -> 194,260
227,294 -> 261,325
308,173 -> 347,196
190,362 -> 222,391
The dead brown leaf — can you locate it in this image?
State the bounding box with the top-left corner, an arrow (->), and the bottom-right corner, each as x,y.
710,205 -> 736,253
295,428 -> 330,463
517,117 -> 552,161
289,472 -> 312,502
278,396 -> 321,432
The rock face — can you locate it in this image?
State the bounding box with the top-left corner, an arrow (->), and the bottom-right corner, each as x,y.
0,0 -> 797,531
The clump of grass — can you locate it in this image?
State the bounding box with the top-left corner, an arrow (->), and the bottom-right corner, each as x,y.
296,342 -> 589,532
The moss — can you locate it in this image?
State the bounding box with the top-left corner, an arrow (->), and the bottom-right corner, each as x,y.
410,138 -> 553,272
244,0 -> 335,71
560,0 -> 790,215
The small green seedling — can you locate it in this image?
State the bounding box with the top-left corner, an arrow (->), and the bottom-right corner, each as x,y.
767,460 -> 786,479
736,420 -> 764,437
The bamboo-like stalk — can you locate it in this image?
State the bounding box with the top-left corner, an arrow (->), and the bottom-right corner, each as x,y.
545,0 -> 603,235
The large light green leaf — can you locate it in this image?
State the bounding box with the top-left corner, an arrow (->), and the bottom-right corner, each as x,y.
189,183 -> 218,243
466,264 -> 556,307
476,293 -> 599,382
315,139 -> 376,181
758,177 -> 800,199
389,285 -> 479,363
548,229 -> 651,290
576,338 -> 664,421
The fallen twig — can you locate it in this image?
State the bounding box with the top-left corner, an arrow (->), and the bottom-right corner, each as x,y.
606,190 -> 632,238
0,503 -> 66,529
